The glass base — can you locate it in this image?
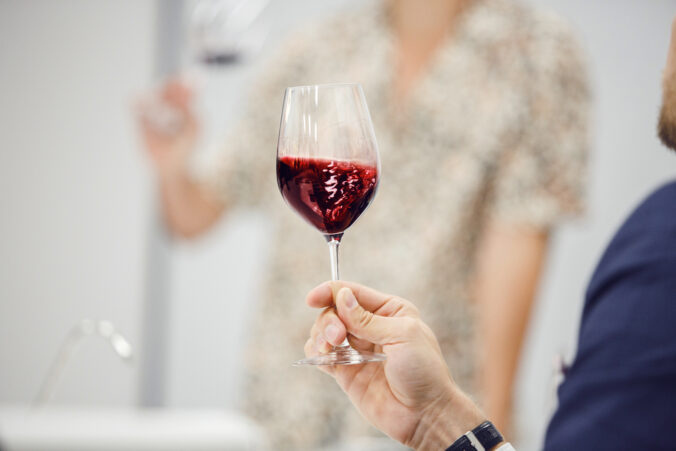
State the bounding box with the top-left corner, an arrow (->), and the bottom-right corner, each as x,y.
293,346 -> 386,366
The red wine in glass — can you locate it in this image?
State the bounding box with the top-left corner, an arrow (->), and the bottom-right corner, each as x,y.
277,156 -> 379,235
277,83 -> 385,366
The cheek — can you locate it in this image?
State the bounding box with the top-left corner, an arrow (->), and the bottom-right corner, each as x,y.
666,20 -> 676,81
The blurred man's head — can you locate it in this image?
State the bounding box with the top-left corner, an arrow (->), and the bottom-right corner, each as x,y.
658,18 -> 676,151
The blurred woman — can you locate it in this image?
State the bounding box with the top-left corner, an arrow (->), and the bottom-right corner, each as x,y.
139,0 -> 590,447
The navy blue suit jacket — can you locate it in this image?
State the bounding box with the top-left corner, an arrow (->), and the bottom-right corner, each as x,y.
544,181 -> 676,450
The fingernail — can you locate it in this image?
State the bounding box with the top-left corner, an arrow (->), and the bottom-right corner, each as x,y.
343,288 -> 356,309
325,324 -> 339,343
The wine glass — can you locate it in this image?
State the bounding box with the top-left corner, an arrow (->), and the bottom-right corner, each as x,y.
277,83 -> 386,366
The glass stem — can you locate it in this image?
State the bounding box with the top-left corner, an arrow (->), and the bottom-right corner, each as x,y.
326,234 -> 350,348
327,237 -> 340,281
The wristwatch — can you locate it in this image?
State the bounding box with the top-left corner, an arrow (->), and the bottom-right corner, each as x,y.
445,421 -> 507,451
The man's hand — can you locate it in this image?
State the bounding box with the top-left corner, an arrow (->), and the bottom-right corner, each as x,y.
304,281 -> 486,451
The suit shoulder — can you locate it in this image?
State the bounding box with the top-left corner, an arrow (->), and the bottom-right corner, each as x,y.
641,180 -> 676,210
620,179 -> 676,233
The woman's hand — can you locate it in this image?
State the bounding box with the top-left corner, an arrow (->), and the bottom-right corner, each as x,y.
136,78 -> 199,179
135,79 -> 224,238
304,281 -> 485,451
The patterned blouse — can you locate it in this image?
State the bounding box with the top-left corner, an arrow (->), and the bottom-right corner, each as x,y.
203,0 -> 590,448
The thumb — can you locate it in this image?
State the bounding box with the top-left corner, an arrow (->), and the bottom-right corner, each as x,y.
335,287 -> 408,346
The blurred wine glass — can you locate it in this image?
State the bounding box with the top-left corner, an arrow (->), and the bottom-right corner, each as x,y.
33,319 -> 133,408
142,0 -> 270,134
189,0 -> 269,66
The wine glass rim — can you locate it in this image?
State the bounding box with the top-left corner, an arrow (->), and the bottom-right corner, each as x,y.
285,82 -> 363,91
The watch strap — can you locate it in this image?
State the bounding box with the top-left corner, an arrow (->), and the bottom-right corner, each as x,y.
445,433 -> 476,451
472,421 -> 504,450
445,421 -> 504,451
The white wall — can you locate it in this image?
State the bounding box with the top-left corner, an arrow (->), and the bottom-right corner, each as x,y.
0,1 -> 156,406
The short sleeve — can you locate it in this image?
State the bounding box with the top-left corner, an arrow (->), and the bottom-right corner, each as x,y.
198,29 -> 318,209
490,20 -> 591,229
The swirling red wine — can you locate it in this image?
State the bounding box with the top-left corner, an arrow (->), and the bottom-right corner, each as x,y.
277,156 -> 379,235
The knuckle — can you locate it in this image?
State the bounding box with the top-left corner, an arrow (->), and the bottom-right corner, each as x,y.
400,297 -> 420,316
358,309 -> 375,329
400,317 -> 421,338
321,308 -> 336,325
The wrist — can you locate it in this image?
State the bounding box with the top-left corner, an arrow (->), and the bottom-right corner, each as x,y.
410,382 -> 485,451
158,160 -> 192,186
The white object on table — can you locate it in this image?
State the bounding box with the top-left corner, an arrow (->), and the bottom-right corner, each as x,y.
0,405 -> 268,451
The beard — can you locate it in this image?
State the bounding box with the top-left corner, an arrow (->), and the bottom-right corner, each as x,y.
658,75 -> 676,151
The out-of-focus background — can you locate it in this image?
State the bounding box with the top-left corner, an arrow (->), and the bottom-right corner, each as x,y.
0,0 -> 674,450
